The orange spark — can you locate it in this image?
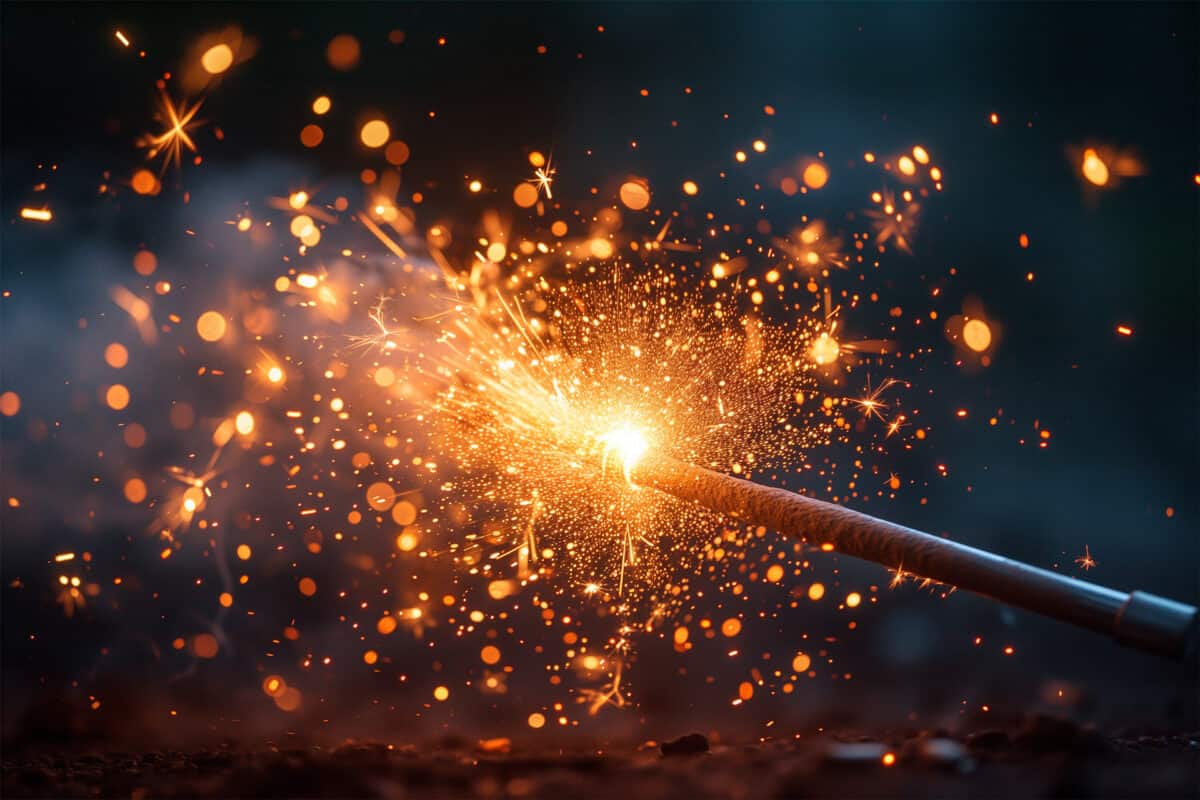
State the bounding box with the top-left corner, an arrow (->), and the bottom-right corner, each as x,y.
20,208 -> 51,222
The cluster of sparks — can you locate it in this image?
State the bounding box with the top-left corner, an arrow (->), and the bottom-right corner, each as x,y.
5,23 -> 1156,736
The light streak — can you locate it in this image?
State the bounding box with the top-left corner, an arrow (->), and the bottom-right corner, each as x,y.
359,214 -> 408,259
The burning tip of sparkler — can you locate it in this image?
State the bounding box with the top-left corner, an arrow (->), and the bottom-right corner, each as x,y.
599,426 -> 650,484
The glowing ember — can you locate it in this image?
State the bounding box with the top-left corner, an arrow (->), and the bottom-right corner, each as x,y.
1082,148 -> 1110,186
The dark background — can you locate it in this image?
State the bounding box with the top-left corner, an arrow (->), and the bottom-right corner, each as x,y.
2,2 -> 1197,747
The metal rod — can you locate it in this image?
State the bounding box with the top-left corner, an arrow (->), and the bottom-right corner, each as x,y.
631,453 -> 1199,661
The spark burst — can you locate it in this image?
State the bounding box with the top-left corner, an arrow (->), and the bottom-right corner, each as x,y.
139,93 -> 202,172
12,23 -> 993,727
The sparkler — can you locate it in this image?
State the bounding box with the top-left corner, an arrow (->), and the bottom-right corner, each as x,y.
419,274 -> 1195,663
17,20 -> 1189,731
623,451 -> 1197,660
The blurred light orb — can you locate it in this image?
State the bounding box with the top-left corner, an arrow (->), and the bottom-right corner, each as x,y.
619,180 -> 651,210
104,343 -> 129,368
131,169 -> 159,196
123,477 -> 147,503
299,124 -> 324,147
810,332 -> 839,365
200,44 -> 234,75
803,162 -> 829,190
133,249 -> 157,275
513,182 -> 539,208
963,318 -> 992,352
326,34 -> 361,71
192,633 -> 219,659
196,311 -> 228,342
106,384 -> 130,410
360,119 -> 390,148
385,140 -> 410,165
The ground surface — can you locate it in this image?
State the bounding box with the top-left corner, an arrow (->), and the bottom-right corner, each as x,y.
4,717 -> 1199,798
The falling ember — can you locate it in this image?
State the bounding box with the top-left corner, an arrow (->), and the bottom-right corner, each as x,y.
1081,148 -> 1110,186
19,207 -> 51,222
114,30 -> 131,47
1116,324 -> 1133,337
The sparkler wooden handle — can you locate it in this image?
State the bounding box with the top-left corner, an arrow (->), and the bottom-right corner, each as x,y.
632,454 -> 1199,662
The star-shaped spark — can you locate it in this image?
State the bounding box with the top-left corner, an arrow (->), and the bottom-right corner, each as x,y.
530,159 -> 556,199
864,188 -> 919,253
140,93 -> 203,172
1074,544 -> 1096,571
848,376 -> 900,422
